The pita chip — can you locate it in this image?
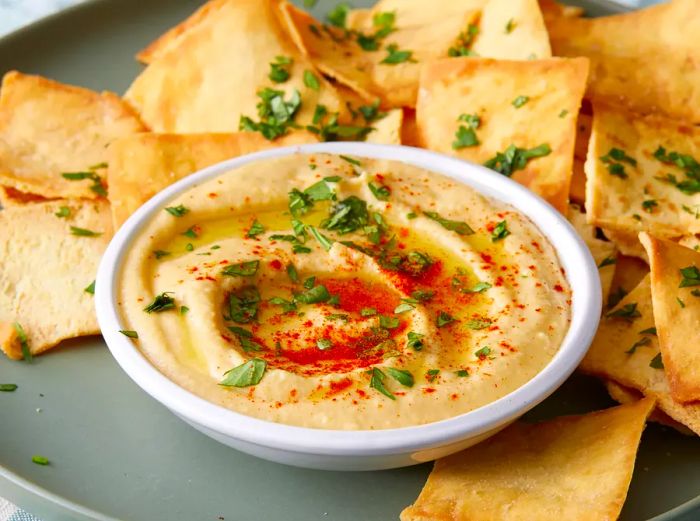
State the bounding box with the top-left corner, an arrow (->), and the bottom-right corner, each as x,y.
108,131 -> 317,229
607,254 -> 649,309
548,0 -> 700,122
0,71 -> 145,199
586,102 -> 700,241
365,109 -> 402,145
580,275 -> 700,435
401,399 -> 654,521
640,233 -> 700,403
416,57 -> 589,212
125,0 -> 348,134
0,200 -> 112,359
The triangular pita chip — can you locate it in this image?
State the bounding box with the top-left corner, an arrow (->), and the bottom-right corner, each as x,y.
601,228 -> 647,262
401,399 -> 654,521
108,131 -> 317,229
0,71 -> 145,199
605,380 -> 693,435
365,109 -> 402,145
0,200 -> 113,359
640,233 -> 700,403
416,57 -> 589,212
125,0 -> 348,133
568,204 -> 616,304
280,0 -> 550,109
548,0 -> 700,122
580,275 -> 700,435
585,102 -> 700,240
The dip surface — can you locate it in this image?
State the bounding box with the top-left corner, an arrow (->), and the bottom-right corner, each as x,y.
118,153 -> 571,429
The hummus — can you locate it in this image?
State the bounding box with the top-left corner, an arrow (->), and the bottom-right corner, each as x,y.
118,153 -> 571,429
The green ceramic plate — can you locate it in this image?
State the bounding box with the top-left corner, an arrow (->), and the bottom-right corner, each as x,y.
0,1 -> 698,520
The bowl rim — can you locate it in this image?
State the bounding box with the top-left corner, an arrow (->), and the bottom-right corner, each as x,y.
96,142 -> 601,456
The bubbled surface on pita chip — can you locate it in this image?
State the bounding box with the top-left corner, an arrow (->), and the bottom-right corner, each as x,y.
401,399 -> 654,521
580,275 -> 700,436
108,131 -> 318,229
0,71 -> 145,199
416,57 -> 588,212
0,200 -> 113,359
585,103 -> 700,240
640,233 -> 700,403
125,0 -> 346,133
548,0 -> 700,123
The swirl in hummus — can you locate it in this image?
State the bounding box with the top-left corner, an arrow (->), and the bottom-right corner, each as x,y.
118,153 -> 571,429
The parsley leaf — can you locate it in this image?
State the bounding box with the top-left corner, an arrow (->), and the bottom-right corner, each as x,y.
368,181 -> 391,201
303,69 -> 320,90
269,55 -> 293,83
369,367 -> 395,399
606,303 -> 641,321
70,226 -> 102,237
327,3 -> 349,28
484,144 -> 551,177
84,280 -> 96,295
239,88 -> 302,140
144,292 -> 176,313
13,322 -> 31,362
220,358 -> 267,387
407,331 -> 424,351
386,367 -> 414,387
436,311 -> 456,328
55,206 -> 70,218
511,95 -> 529,108
380,44 -> 415,65
649,353 -> 664,369
246,219 -> 265,238
228,286 -> 261,324
448,24 -> 479,56
294,284 -> 331,304
165,204 -> 189,217
119,330 -> 138,339
475,346 -> 491,359
321,196 -> 369,234
491,220 -> 510,242
222,260 -> 260,277
452,113 -> 480,150
680,266 -> 700,287
598,256 -> 617,268
424,211 -> 474,235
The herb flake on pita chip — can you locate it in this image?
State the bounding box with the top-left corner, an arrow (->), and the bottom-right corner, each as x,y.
580,275 -> 700,435
0,71 -> 145,200
416,57 -> 588,212
0,200 -> 113,360
125,0 -> 347,134
401,398 -> 655,521
548,0 -> 700,122
107,131 -> 317,229
640,232 -> 700,403
568,204 -> 616,303
585,103 -> 700,241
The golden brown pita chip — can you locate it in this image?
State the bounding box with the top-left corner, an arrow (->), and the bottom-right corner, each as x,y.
605,380 -> 693,435
365,109 -> 402,145
640,233 -> 700,403
108,131 -> 317,229
125,0 -> 347,133
580,275 -> 700,435
548,0 -> 700,122
0,200 -> 112,360
416,57 -> 588,212
0,71 -> 145,199
602,228 -> 647,261
401,399 -> 654,521
568,204 -> 616,304
586,103 -> 700,241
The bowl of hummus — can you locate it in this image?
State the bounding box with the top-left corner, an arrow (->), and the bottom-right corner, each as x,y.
96,143 -> 601,470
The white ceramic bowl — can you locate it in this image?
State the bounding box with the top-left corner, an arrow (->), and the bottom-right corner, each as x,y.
96,142 -> 601,471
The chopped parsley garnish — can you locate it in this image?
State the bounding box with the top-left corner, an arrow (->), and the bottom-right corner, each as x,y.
368,181 -> 391,201
653,146 -> 700,194
394,302 -> 414,314
511,95 -> 529,108
448,24 -> 478,57
182,226 -> 199,239
466,319 -> 491,330
426,369 -> 440,382
227,327 -> 262,352
463,281 -> 492,294
316,338 -> 333,350
286,263 -> 299,283
303,70 -> 321,90
607,286 -> 628,309
491,220 -> 510,242
436,311 -> 456,328
13,322 -> 30,361
407,331 -> 424,351
222,260 -> 260,277
475,346 -> 491,359
505,18 -> 516,33
361,307 -> 377,317
379,315 -> 400,329
84,280 -> 96,295
380,44 -> 415,65
600,148 -> 637,179
228,286 -> 261,324
32,455 -> 49,466
164,204 -> 189,217
220,358 -> 267,387
640,327 -> 657,335
339,155 -> 361,167
559,109 -> 569,118
642,199 -> 658,213
55,206 -> 70,218
678,297 -> 686,308
306,103 -> 373,141
407,212 -> 417,219
154,250 -> 171,259
61,170 -> 107,197
269,296 -> 297,313
386,367 -> 414,388
649,353 -> 664,369
240,88 -> 302,141
369,367 -> 395,400
180,305 -> 189,315
358,99 -> 387,123
288,188 -> 314,217
185,243 -> 194,252
606,302 -> 641,321
303,276 -> 316,289
119,330 -> 139,339
326,2 -> 349,28
143,292 -> 176,313
70,226 -> 102,237
679,266 -> 700,287
355,11 -> 396,50
246,220 -> 265,238
269,55 -> 293,83
424,211 -> 474,235
452,113 -> 480,150
308,226 -> 334,251
456,369 -> 469,377
625,336 -> 650,355
294,284 -> 331,304
293,244 -> 312,254
484,144 -> 551,177
321,196 -> 369,234
0,384 -> 18,392
598,256 -> 617,268
411,289 -> 434,301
